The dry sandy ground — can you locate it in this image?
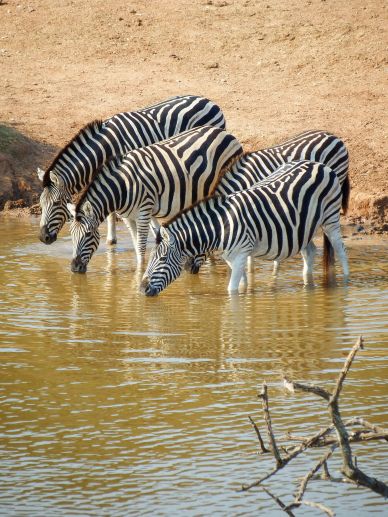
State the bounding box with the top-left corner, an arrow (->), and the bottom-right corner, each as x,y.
0,0 -> 387,229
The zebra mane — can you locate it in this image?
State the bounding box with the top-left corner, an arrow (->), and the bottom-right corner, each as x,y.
208,151 -> 245,196
163,153 -> 245,229
72,152 -> 120,214
164,191 -> 227,230
42,119 -> 104,187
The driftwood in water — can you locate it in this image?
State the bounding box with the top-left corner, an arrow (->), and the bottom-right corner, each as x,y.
243,337 -> 388,515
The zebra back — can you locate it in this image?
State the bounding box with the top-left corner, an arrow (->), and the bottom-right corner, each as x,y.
76,125 -> 243,223
42,95 -> 226,191
215,129 -> 349,213
167,160 -> 341,260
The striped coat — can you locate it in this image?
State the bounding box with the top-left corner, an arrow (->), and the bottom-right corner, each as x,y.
67,125 -> 243,272
141,160 -> 349,294
185,129 -> 350,274
37,95 -> 226,245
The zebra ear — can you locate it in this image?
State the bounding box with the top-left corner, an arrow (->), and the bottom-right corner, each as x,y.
37,167 -> 45,182
81,200 -> 94,219
67,203 -> 77,219
49,171 -> 64,188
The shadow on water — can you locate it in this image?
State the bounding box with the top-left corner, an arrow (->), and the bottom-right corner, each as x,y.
0,218 -> 387,516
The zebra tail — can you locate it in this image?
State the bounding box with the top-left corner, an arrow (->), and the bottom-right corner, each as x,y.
323,233 -> 335,280
341,175 -> 350,215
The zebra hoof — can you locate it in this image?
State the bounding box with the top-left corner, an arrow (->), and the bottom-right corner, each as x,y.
106,239 -> 117,246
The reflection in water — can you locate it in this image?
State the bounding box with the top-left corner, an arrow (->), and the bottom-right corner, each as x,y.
0,218 -> 387,516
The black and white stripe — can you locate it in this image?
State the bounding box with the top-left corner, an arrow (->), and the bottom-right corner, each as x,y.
37,95 -> 226,245
67,125 -> 243,272
216,129 -> 349,204
185,129 -> 349,274
141,160 -> 349,295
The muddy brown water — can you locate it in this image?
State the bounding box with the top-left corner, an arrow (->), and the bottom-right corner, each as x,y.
0,218 -> 387,516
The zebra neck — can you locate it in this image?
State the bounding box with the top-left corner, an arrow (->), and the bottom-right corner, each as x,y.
83,166 -> 123,223
170,197 -> 223,256
216,149 -> 283,196
54,127 -> 116,194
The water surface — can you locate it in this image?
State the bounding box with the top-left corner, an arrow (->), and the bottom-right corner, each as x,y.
0,218 -> 387,516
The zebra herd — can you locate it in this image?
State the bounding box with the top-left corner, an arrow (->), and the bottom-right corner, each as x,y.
37,94 -> 350,294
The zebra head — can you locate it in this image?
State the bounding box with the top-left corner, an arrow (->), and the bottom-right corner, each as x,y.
38,168 -> 71,244
67,200 -> 100,274
140,227 -> 184,296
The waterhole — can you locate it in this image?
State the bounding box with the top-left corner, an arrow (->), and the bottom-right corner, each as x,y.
0,218 -> 387,516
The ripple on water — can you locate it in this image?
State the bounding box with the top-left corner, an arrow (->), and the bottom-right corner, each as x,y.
0,222 -> 387,515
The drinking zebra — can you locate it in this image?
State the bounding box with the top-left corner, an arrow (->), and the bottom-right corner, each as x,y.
140,160 -> 349,295
66,125 -> 243,272
185,129 -> 349,274
37,95 -> 226,246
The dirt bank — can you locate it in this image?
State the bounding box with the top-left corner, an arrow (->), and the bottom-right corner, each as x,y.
1,0 -> 387,230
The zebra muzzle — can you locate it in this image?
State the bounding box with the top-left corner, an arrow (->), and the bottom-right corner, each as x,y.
39,226 -> 57,244
139,277 -> 158,297
71,256 -> 87,274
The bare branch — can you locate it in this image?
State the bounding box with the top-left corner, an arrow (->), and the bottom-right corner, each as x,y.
292,500 -> 335,516
241,423 -> 335,491
242,337 -> 388,505
248,415 -> 270,453
326,338 -> 388,498
294,446 -> 336,502
258,382 -> 284,467
330,336 -> 364,405
283,376 -> 330,401
321,460 -> 331,480
260,484 -> 296,516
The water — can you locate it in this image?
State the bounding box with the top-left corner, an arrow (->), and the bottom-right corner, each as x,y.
0,218 -> 387,516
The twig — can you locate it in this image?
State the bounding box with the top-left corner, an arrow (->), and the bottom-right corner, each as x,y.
322,460 -> 331,480
258,382 -> 284,467
284,337 -> 388,498
284,430 -> 388,449
330,337 -> 364,405
348,417 -> 388,440
283,376 -> 330,401
295,500 -> 334,516
248,415 -> 270,453
293,446 -> 336,503
241,423 -> 335,491
260,485 -> 296,517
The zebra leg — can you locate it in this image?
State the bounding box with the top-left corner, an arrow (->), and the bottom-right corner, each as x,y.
136,212 -> 152,267
122,217 -> 138,249
225,253 -> 249,293
150,218 -> 160,238
272,260 -> 280,276
301,241 -> 317,285
106,213 -> 117,245
247,256 -> 254,273
323,225 -> 349,280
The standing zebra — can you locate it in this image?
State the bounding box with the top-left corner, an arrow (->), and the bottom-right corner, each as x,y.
140,160 -> 349,295
185,129 -> 350,274
66,125 -> 243,273
37,95 -> 226,246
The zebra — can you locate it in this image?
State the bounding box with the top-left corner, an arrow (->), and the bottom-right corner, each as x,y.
184,129 -> 350,274
37,95 -> 227,246
66,125 -> 243,273
140,160 -> 349,295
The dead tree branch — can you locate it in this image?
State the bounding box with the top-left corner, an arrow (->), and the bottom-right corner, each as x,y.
248,415 -> 270,453
259,382 -> 284,467
242,337 -> 388,513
